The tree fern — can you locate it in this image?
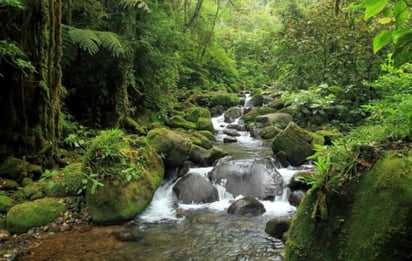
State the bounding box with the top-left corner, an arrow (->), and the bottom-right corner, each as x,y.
96,31 -> 125,58
68,27 -> 101,55
63,25 -> 127,59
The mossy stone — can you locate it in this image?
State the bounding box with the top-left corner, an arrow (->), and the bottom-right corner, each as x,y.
285,150 -> 412,261
147,128 -> 193,168
259,126 -> 282,139
0,157 -> 42,183
265,217 -> 292,239
45,163 -> 85,197
241,107 -> 277,124
6,198 -> 66,234
86,135 -> 164,224
196,117 -> 215,133
166,115 -> 196,130
197,130 -> 216,141
272,122 -> 314,166
191,91 -> 240,109
183,106 -> 211,122
0,195 -> 13,212
22,182 -> 46,200
0,179 -> 19,190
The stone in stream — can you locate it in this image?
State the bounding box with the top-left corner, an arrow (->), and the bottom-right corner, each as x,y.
208,157 -> 283,200
227,196 -> 265,216
223,136 -> 237,143
173,173 -> 219,204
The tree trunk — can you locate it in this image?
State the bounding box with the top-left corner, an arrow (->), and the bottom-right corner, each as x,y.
0,0 -> 63,167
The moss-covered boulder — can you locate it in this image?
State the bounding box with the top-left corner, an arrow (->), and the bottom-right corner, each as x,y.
272,122 -> 315,166
176,130 -> 213,150
0,178 -> 19,190
84,130 -> 164,224
6,198 -> 66,234
147,128 -> 193,168
191,91 -> 240,109
265,217 -> 292,239
224,106 -> 243,123
0,157 -> 42,183
285,150 -> 412,261
189,144 -> 227,166
196,117 -> 215,133
21,182 -> 47,200
44,163 -> 85,197
0,194 -> 13,212
241,107 -> 277,124
255,112 -> 293,129
183,106 -> 211,122
166,115 -> 196,130
259,126 -> 283,139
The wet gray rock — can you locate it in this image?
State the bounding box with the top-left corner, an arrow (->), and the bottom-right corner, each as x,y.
223,136 -> 237,143
223,129 -> 240,137
173,173 -> 219,204
224,107 -> 243,123
265,217 -> 291,239
209,157 -> 283,199
227,196 -> 265,216
288,190 -> 306,207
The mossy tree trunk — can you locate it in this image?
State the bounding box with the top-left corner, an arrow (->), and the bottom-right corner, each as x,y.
0,0 -> 62,166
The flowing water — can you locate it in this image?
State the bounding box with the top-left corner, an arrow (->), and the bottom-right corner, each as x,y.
18,96 -> 311,261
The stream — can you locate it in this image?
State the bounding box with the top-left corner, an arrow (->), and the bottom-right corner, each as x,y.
18,97 -> 311,261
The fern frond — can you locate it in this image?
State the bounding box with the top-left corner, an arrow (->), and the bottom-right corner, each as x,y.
62,26 -> 78,65
68,27 -> 101,55
0,0 -> 24,9
96,31 -> 125,58
118,0 -> 150,11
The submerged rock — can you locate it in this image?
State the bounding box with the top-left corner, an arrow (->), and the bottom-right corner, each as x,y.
173,173 -> 218,204
227,196 -> 265,216
209,157 -> 283,199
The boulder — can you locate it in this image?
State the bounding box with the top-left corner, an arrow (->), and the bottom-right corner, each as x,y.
44,163 -> 85,197
173,173 -> 218,204
223,136 -> 237,143
191,91 -> 240,110
183,106 -> 211,122
0,157 -> 42,183
259,126 -> 283,139
196,117 -> 215,133
241,107 -> 277,124
265,217 -> 292,239
224,107 -> 243,123
288,190 -> 306,207
0,195 -> 13,212
189,145 -> 227,167
6,198 -> 66,234
223,129 -> 240,137
209,158 -> 283,199
272,122 -> 314,166
147,128 -> 193,168
227,196 -> 265,216
0,178 -> 19,191
85,130 -> 164,224
255,112 -> 293,129
166,115 -> 196,130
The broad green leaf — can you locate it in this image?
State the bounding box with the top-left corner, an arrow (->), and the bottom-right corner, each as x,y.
392,28 -> 412,43
394,0 -> 410,28
373,30 -> 393,53
377,17 -> 392,24
363,0 -> 388,20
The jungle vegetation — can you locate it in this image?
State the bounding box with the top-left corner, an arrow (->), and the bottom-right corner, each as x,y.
0,0 -> 411,175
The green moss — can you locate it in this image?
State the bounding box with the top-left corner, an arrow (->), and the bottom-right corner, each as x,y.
196,117 -> 215,133
191,91 -> 240,109
285,150 -> 412,261
183,106 -> 211,122
197,130 -> 216,141
45,163 -> 85,197
6,198 -> 66,234
241,107 -> 277,124
167,115 -> 197,130
0,195 -> 13,212
259,126 -> 282,139
146,128 -> 193,168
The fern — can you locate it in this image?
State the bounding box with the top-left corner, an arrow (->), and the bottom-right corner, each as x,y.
96,31 -> 125,58
0,0 -> 24,9
118,0 -> 150,11
63,25 -> 127,59
68,27 -> 101,55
